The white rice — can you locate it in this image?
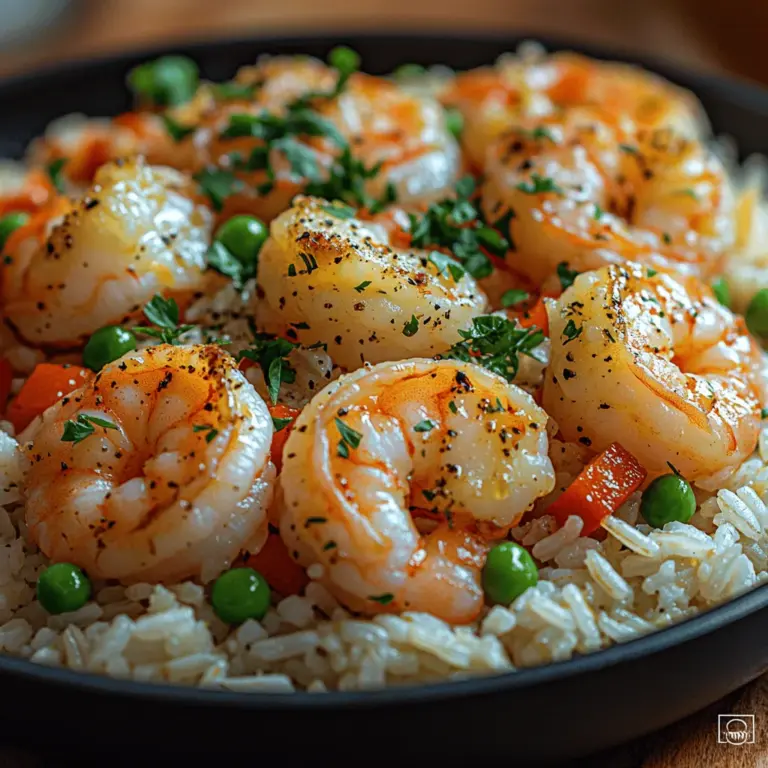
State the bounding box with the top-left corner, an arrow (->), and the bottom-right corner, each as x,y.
3,351 -> 768,692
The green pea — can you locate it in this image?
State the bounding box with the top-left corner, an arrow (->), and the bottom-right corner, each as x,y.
640,473 -> 696,528
482,542 -> 538,605
216,215 -> 268,267
746,289 -> 768,339
328,46 -> 361,78
211,567 -> 271,623
711,276 -> 730,308
82,326 -> 137,371
0,212 -> 29,251
444,108 -> 464,140
127,55 -> 199,107
37,563 -> 91,615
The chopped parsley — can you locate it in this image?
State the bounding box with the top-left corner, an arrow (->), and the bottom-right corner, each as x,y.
368,593 -> 394,605
403,315 -> 419,337
161,114 -> 195,143
556,262 -> 580,291
448,400 -> 458,414
354,280 -> 371,293
413,419 -> 436,433
298,251 -> 318,274
206,241 -> 258,288
428,251 -> 465,282
407,176 -> 507,280
516,173 -> 563,196
193,424 -> 219,443
593,204 -> 603,221
447,315 -> 546,382
194,168 -> 243,211
761,408 -> 768,420
238,332 -> 298,404
500,289 -> 529,308
619,144 -> 639,155
335,417 -> 362,458
321,202 -> 356,219
271,416 -> 293,432
47,158 -> 67,193
711,276 -> 730,308
211,81 -> 257,101
562,319 -> 583,344
61,414 -> 118,444
134,295 -> 194,345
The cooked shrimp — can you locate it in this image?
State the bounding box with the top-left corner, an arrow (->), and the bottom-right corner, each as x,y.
482,112 -> 735,286
277,358 -> 555,623
542,263 -> 762,484
27,113 -> 166,191
1,157 -> 212,346
256,196 -> 487,370
445,46 -> 704,170
157,55 -> 461,221
21,344 -> 275,583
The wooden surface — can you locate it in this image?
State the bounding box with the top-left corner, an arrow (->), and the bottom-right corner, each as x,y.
0,1 -> 767,765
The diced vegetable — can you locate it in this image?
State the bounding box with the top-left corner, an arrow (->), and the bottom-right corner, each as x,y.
482,541 -> 538,604
268,404 -> 301,473
211,567 -> 271,623
518,298 -> 549,334
546,442 -> 647,535
0,212 -> 29,251
244,533 -> 309,597
746,289 -> 768,339
6,363 -> 91,433
37,563 -> 91,614
640,473 -> 696,528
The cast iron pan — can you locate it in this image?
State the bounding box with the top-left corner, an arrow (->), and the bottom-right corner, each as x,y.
1,33 -> 767,763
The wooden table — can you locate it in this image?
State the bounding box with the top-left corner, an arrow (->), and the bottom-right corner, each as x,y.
1,2 -> 767,765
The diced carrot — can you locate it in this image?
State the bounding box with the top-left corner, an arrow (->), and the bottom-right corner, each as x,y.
519,298 -> 549,334
6,363 -> 91,433
244,533 -> 309,597
66,135 -> 113,184
268,404 -> 301,473
546,442 -> 647,536
0,359 -> 11,415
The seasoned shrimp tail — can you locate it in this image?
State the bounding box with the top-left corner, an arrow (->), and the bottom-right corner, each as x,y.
277,358 -> 555,623
22,344 -> 276,583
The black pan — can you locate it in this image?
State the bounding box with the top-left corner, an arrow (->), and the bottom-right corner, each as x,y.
1,33 -> 767,763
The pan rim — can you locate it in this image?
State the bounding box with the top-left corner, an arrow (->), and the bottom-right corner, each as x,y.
1,30 -> 768,709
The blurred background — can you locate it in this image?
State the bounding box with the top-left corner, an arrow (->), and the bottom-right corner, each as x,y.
0,0 -> 765,83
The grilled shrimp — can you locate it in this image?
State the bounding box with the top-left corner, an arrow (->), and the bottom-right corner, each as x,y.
157,55 -> 461,220
445,46 -> 703,170
542,263 -> 762,484
1,157 -> 212,346
21,344 -> 275,583
256,196 -> 488,370
277,358 -> 555,623
482,112 -> 735,287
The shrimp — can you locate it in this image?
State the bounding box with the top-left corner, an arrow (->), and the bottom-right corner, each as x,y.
21,344 -> 275,583
542,263 -> 762,484
444,46 -> 704,170
482,112 -> 735,287
27,112 -> 166,191
1,157 -> 213,346
277,358 -> 555,623
255,196 -> 488,370
157,55 -> 461,221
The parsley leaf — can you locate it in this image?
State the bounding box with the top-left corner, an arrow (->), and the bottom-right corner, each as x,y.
562,319 -> 583,344
205,241 -> 258,288
500,289 -> 529,308
321,202 -> 356,220
556,262 -> 580,291
211,81 -> 257,101
238,333 -> 298,404
447,315 -> 546,382
413,419 -> 435,433
134,295 -> 194,345
428,251 -> 465,282
516,173 -> 563,196
354,280 -> 371,293
161,114 -> 195,143
193,424 -> 219,443
47,158 -> 67,193
271,416 -> 293,432
335,416 -> 362,458
194,168 -> 243,211
61,414 -> 118,444
403,315 -> 419,337
368,593 -> 394,605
